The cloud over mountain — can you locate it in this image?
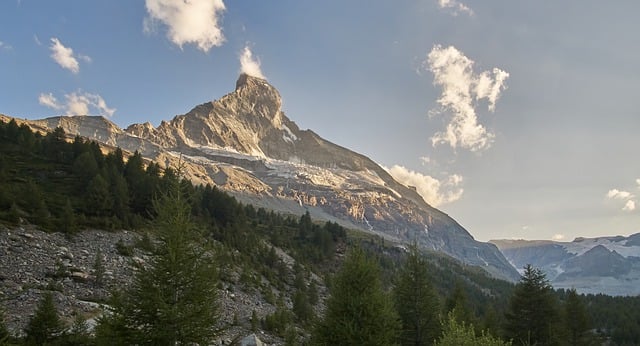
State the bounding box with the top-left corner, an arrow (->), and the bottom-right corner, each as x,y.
144,0 -> 226,52
386,165 -> 463,207
38,91 -> 115,117
239,45 -> 265,79
425,45 -> 509,152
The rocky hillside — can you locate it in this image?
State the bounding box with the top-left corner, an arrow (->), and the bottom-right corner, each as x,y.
491,233 -> 640,296
0,225 -> 316,344
0,74 -> 518,281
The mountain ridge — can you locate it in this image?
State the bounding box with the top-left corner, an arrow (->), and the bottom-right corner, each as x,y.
491,233 -> 640,295
0,74 -> 519,281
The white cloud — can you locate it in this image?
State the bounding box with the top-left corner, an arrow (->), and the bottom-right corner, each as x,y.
38,93 -> 59,109
419,156 -> 432,165
636,178 -> 640,188
239,45 -> 266,79
38,91 -> 115,117
49,37 -> 89,74
0,41 -> 12,51
623,200 -> 636,212
425,45 -> 509,152
551,234 -> 565,241
606,189 -> 632,200
144,0 -> 226,52
438,0 -> 473,16
386,165 -> 463,207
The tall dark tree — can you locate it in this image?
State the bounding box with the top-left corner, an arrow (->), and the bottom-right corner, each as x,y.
394,243 -> 441,346
504,265 -> 560,346
96,172 -> 221,345
24,292 -> 65,345
312,247 -> 400,345
445,282 -> 475,327
564,289 -> 591,346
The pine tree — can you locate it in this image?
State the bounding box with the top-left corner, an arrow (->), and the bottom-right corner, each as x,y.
0,307 -> 10,345
312,247 -> 400,345
65,312 -> 92,346
564,288 -> 591,346
97,172 -> 221,345
24,292 -> 65,345
394,243 -> 441,346
93,248 -> 105,288
504,265 -> 560,346
59,198 -> 77,235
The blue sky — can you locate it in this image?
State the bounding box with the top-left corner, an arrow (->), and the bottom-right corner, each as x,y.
1,0 -> 639,241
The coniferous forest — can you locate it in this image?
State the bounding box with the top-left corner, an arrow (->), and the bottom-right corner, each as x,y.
1,118 -> 640,345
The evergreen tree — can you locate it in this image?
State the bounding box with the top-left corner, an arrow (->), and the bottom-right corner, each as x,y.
97,173 -> 221,345
312,247 -> 400,345
93,248 -> 105,288
24,292 -> 65,345
445,282 -> 475,326
564,288 -> 591,346
504,265 -> 560,346
65,312 -> 92,346
59,198 -> 77,235
436,312 -> 511,346
84,174 -> 112,217
0,308 -> 10,345
393,243 -> 441,346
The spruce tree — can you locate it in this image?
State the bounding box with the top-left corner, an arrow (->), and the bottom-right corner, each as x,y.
312,247 -> 400,345
564,288 -> 591,346
93,248 -> 105,288
504,265 -> 560,346
393,243 -> 441,346
24,292 -> 65,345
96,172 -> 221,345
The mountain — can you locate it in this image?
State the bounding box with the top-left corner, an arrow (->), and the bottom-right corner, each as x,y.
0,74 -> 519,281
491,233 -> 640,296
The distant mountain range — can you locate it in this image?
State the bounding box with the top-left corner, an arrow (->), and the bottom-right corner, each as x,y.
491,233 -> 640,296
0,74 -> 519,281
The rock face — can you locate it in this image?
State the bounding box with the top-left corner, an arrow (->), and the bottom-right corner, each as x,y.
491,233 -> 640,296
1,74 -> 519,281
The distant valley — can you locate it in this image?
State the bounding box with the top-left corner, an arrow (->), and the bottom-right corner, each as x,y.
491,233 -> 640,296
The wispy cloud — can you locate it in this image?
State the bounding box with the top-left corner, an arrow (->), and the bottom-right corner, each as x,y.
425,45 -> 509,152
0,41 -> 12,51
607,189 -> 632,200
144,0 -> 226,52
385,165 -> 463,207
552,234 -> 565,241
437,0 -> 473,16
49,38 -> 89,74
38,91 -> 115,117
239,45 -> 266,79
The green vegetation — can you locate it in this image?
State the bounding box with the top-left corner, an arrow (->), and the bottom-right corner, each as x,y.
394,243 -> 440,346
312,247 -> 400,345
504,264 -> 561,345
2,119 -> 640,345
436,312 -> 511,346
24,292 -> 65,346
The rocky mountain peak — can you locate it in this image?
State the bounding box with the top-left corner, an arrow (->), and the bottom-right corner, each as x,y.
3,75 -> 522,282
231,73 -> 283,128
